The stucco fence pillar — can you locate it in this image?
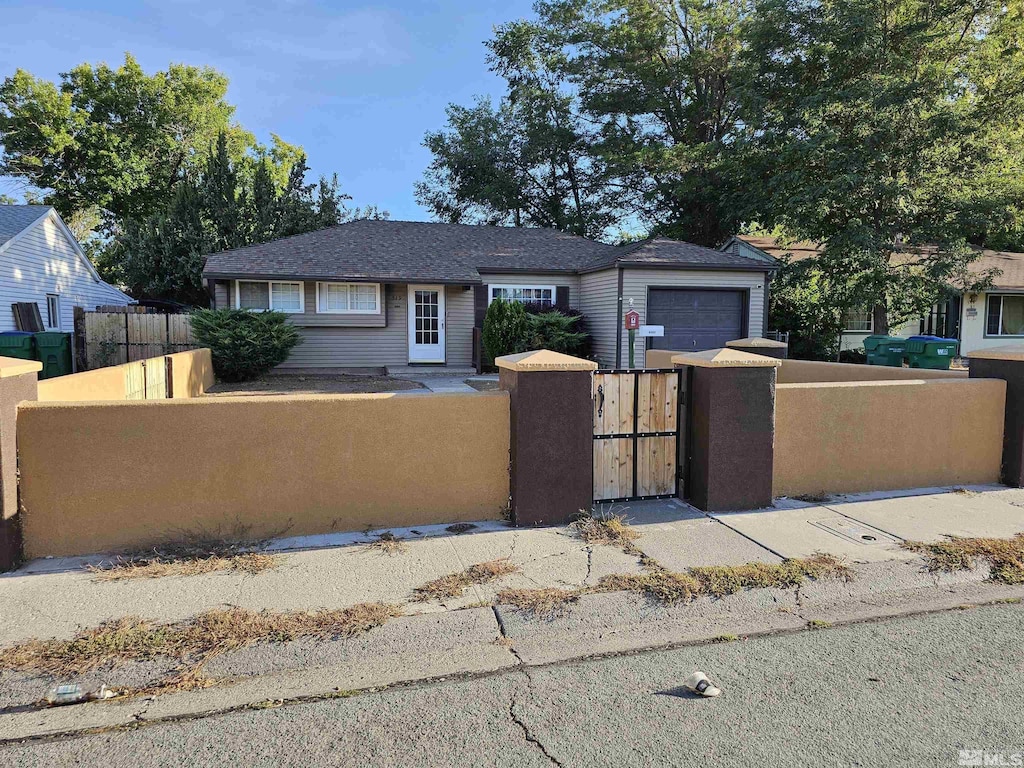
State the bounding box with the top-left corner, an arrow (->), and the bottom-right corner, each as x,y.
497,350 -> 597,526
725,337 -> 789,359
969,345 -> 1024,487
0,357 -> 41,571
673,349 -> 780,512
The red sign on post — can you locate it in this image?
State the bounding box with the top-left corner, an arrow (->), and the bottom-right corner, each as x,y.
624,309 -> 641,330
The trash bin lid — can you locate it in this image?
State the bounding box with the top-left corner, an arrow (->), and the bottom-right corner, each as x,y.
0,331 -> 34,336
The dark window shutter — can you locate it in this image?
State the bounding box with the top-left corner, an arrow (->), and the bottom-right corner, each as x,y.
987,295 -> 1002,335
474,284 -> 488,328
555,286 -> 570,310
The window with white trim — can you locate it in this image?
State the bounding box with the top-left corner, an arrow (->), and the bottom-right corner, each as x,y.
489,284 -> 556,306
234,281 -> 304,313
316,282 -> 381,314
45,294 -> 61,330
842,308 -> 873,332
987,294 -> 1024,336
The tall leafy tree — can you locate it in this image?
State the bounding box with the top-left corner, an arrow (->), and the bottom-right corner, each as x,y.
111,133 -> 385,304
742,0 -> 1024,332
420,0 -> 752,244
0,54 -> 250,226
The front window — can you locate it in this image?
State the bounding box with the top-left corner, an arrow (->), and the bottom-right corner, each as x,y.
987,294 -> 1024,336
842,308 -> 873,332
489,284 -> 555,306
235,281 -> 303,313
317,282 -> 380,314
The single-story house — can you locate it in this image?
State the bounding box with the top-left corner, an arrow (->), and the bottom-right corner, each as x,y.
202,220 -> 778,370
0,205 -> 132,332
724,234 -> 1024,357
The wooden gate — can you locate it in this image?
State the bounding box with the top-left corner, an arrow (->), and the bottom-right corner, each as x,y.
592,369 -> 683,503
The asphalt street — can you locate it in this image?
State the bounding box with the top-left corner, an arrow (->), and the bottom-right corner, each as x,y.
2,602 -> 1022,767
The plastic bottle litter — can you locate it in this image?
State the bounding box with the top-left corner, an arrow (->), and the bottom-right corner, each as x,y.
683,671 -> 721,698
44,684 -> 116,706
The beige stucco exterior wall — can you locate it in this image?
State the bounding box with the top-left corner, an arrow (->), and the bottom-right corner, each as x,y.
774,378 -> 1004,497
777,359 -> 966,383
18,391 -> 510,557
643,349 -> 680,369
167,349 -> 214,398
37,349 -> 214,401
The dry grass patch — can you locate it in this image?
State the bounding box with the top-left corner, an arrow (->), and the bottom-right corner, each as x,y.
363,532 -> 408,556
0,603 -> 403,687
413,559 -> 519,602
571,511 -> 641,553
87,535 -> 281,582
496,588 -> 584,619
594,555 -> 851,606
689,555 -> 852,598
596,570 -> 702,605
902,534 -> 1024,584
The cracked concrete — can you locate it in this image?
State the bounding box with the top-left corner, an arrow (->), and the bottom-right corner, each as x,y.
2,487 -> 1024,743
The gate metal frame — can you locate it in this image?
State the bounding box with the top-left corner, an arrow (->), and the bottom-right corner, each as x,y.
593,367 -> 684,503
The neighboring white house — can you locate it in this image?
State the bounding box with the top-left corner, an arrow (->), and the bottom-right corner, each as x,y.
0,205 -> 131,332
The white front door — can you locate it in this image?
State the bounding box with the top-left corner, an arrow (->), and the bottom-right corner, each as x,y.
408,285 -> 446,363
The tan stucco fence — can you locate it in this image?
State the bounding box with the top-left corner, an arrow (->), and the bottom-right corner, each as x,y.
36,349 -> 214,401
18,391 -> 510,558
774,377 -> 1005,497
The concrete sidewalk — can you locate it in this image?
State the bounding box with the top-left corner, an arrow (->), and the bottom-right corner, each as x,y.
1,485 -> 1023,742
3,486 -> 1024,645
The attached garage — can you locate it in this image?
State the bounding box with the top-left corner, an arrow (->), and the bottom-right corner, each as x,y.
646,288 -> 748,353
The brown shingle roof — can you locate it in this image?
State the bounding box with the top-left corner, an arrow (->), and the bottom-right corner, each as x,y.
203,220 -> 775,283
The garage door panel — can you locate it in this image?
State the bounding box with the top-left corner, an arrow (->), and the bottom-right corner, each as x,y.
648,289 -> 745,352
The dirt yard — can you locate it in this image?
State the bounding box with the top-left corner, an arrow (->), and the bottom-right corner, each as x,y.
205,374 -> 425,397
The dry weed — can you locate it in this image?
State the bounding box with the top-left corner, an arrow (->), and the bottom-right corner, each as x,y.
902,534 -> 1024,584
412,559 -> 519,602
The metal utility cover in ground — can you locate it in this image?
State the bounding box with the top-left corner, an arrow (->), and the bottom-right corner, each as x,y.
710,507 -> 916,563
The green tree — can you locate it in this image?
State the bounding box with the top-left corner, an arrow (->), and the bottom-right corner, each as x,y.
482,299 -> 532,360
742,0 -> 1023,332
116,180 -> 210,306
420,1 -> 753,244
0,54 -> 250,227
110,132 -> 384,304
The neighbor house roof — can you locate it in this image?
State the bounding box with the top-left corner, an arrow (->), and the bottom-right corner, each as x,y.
0,205 -> 52,250
584,237 -> 777,272
203,220 -> 775,283
735,234 -> 1024,291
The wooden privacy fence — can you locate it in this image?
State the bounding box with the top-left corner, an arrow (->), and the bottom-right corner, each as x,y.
75,308 -> 196,370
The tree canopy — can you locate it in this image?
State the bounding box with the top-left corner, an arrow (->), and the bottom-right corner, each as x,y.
0,54 -> 385,304
420,0 -> 1024,339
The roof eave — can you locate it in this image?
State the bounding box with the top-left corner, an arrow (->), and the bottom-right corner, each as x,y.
203,271 -> 482,285
578,259 -> 777,275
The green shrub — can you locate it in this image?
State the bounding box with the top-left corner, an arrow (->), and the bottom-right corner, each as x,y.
190,308 -> 301,382
527,311 -> 589,356
482,299 -> 531,360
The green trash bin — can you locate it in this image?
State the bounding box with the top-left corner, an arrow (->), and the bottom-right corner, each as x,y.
0,331 -> 36,361
863,335 -> 907,366
33,332 -> 73,379
906,335 -> 959,370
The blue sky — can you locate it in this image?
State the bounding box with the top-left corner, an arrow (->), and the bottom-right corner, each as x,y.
0,0 -> 537,220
